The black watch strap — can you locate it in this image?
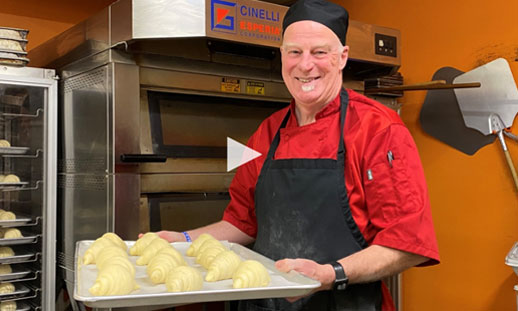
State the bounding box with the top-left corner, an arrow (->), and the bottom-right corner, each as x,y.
330,261 -> 348,290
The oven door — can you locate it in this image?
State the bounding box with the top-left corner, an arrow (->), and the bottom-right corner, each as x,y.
137,85 -> 288,232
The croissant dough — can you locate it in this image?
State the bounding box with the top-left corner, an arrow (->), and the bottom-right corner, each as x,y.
0,247 -> 14,258
0,301 -> 16,311
165,266 -> 203,292
3,228 -> 22,239
186,233 -> 214,257
89,264 -> 138,296
0,282 -> 14,294
0,264 -> 11,275
205,250 -> 241,282
0,211 -> 15,221
95,246 -> 128,270
83,237 -> 117,265
2,175 -> 19,183
196,244 -> 226,269
136,237 -> 170,266
129,232 -> 158,256
157,246 -> 186,266
102,232 -> 127,251
232,260 -> 271,289
147,252 -> 185,284
0,140 -> 10,147
96,255 -> 135,276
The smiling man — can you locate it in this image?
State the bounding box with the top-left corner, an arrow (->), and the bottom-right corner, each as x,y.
158,0 -> 439,310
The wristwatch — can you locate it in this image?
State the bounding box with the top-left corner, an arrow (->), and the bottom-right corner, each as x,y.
330,261 -> 348,290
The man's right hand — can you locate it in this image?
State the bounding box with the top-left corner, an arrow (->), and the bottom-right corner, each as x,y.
137,230 -> 186,242
156,230 -> 186,242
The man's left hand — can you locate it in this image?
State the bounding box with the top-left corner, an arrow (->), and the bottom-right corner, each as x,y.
275,258 -> 335,302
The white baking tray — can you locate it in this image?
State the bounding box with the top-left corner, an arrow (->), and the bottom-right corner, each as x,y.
74,240 -> 320,308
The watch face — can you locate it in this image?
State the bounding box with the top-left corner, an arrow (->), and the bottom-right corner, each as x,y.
337,283 -> 347,290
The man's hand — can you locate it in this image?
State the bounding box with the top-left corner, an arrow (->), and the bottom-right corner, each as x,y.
137,230 -> 185,242
275,258 -> 335,302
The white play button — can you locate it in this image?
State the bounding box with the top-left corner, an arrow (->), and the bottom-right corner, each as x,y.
227,137 -> 262,172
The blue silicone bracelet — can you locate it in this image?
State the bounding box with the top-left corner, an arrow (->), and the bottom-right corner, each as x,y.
182,231 -> 192,242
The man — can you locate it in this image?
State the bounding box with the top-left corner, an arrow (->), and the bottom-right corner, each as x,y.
158,0 -> 439,310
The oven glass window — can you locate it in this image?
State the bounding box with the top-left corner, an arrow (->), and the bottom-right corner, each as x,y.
148,91 -> 287,158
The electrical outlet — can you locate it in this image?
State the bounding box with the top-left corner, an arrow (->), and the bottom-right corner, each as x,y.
375,33 -> 397,57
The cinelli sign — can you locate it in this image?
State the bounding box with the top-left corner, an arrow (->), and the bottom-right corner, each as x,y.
206,0 -> 288,48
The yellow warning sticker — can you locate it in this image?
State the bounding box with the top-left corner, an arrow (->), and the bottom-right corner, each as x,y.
221,78 -> 240,93
246,81 -> 265,95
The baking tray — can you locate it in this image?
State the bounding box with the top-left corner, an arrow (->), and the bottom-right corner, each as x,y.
0,235 -> 38,246
0,301 -> 30,311
0,217 -> 32,227
0,147 -> 29,155
74,241 -> 320,308
0,251 -> 37,265
0,283 -> 30,300
0,27 -> 29,40
0,182 -> 28,188
0,270 -> 31,282
0,48 -> 27,56
1,301 -> 31,311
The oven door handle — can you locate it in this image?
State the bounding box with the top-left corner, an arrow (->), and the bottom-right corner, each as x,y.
120,154 -> 167,163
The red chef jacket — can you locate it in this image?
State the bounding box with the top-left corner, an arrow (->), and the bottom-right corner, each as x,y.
223,89 -> 440,311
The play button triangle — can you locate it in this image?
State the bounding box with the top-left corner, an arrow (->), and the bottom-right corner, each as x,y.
227,137 -> 262,172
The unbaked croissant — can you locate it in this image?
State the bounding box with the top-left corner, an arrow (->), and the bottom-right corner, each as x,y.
129,232 -> 158,256
136,237 -> 170,266
147,252 -> 185,284
96,255 -> 135,276
89,264 -> 138,296
2,175 -> 19,183
205,250 -> 241,282
0,301 -> 16,311
165,266 -> 203,292
83,237 -> 117,265
157,246 -> 187,266
0,282 -> 14,294
0,264 -> 11,275
0,247 -> 14,258
196,243 -> 226,268
232,260 -> 271,288
95,246 -> 129,270
186,233 -> 214,257
0,140 -> 10,147
102,232 -> 127,251
3,228 -> 22,239
0,211 -> 15,221
196,238 -> 225,257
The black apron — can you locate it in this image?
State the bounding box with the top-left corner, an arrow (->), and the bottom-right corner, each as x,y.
239,89 -> 382,311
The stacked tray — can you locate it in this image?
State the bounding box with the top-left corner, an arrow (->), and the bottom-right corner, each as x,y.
0,27 -> 29,67
75,241 -> 320,308
0,246 -> 38,265
0,264 -> 31,282
0,283 -> 29,301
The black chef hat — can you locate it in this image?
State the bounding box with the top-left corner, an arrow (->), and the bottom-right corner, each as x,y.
282,0 -> 349,45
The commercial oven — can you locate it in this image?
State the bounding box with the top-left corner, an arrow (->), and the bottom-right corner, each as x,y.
0,66 -> 57,310
28,0 -> 401,309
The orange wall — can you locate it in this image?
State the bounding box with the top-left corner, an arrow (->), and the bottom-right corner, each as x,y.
342,1 -> 518,310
